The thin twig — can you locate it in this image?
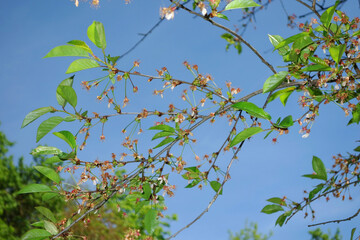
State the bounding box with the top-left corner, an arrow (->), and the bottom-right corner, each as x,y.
166,139 -> 245,240
308,208 -> 360,227
170,0 -> 277,74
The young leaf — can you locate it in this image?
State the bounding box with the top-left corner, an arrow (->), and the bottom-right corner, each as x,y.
44,220 -> 58,235
17,184 -> 52,194
229,127 -> 263,147
215,13 -> 229,20
56,76 -> 74,107
44,45 -> 89,58
309,184 -> 324,200
308,56 -> 329,66
274,32 -> 309,50
66,58 -> 100,74
36,116 -> 63,142
266,197 -> 286,206
320,1 -> 339,28
268,87 -> 295,105
329,44 -> 346,64
142,183 -> 151,200
350,228 -> 356,240
153,137 -> 175,149
53,130 -> 76,149
232,102 -> 271,120
44,156 -> 62,164
268,34 -> 290,56
273,115 -> 293,129
263,71 -> 288,93
21,229 -> 52,240
87,21 -> 107,49
275,211 -> 291,226
261,204 -> 284,214
301,64 -> 332,72
312,156 -> 327,180
21,107 -> 53,128
42,192 -> 59,202
210,181 -> 223,195
151,131 -> 174,140
56,86 -> 77,108
144,209 -> 157,234
225,0 -> 261,11
35,206 -> 57,223
67,40 -> 92,53
149,124 -> 175,132
354,146 -> 360,152
34,166 -> 61,184
185,179 -> 201,188
31,146 -> 62,156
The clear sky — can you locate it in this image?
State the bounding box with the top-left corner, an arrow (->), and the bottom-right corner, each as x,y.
1,0 -> 359,239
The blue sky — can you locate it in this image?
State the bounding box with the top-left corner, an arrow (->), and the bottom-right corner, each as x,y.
1,0 -> 359,239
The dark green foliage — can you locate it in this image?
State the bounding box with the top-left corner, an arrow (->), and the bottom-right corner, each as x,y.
0,126 -> 64,239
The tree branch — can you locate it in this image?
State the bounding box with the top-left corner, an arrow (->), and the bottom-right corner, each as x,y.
308,208 -> 360,227
170,0 -> 277,74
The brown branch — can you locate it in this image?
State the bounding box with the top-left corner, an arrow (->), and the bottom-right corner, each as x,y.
170,0 -> 277,74
308,208 -> 360,227
296,0 -> 321,19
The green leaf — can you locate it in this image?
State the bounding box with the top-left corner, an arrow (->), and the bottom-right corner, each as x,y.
42,192 -> 59,202
232,102 -> 271,120
31,221 -> 44,228
22,107 -> 53,128
329,44 -> 346,64
320,2 -> 338,28
153,137 -> 175,149
149,124 -> 175,132
44,156 -> 62,164
273,115 -> 293,129
56,86 -> 77,108
350,228 -> 356,240
185,179 -> 201,188
229,127 -> 263,147
66,58 -> 100,74
263,71 -> 288,93
53,130 -> 76,149
56,76 -> 74,107
261,204 -> 284,214
354,146 -> 360,152
34,166 -> 61,184
44,220 -> 58,235
142,183 -> 151,200
274,32 -> 309,50
36,116 -> 63,142
268,34 -> 290,56
309,184 -> 324,200
225,0 -> 261,11
312,156 -> 327,180
302,174 -> 328,180
267,197 -> 286,206
31,146 -> 62,156
17,184 -> 52,194
144,209 -> 157,234
184,166 -> 200,173
301,64 -> 332,72
87,21 -> 107,49
308,56 -> 329,66
21,229 -> 52,240
35,206 -> 56,223
44,45 -> 89,58
67,40 -> 92,53
268,87 -> 296,106
275,211 -> 291,227
215,13 -> 229,20
210,181 -> 223,195
151,131 -> 174,140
